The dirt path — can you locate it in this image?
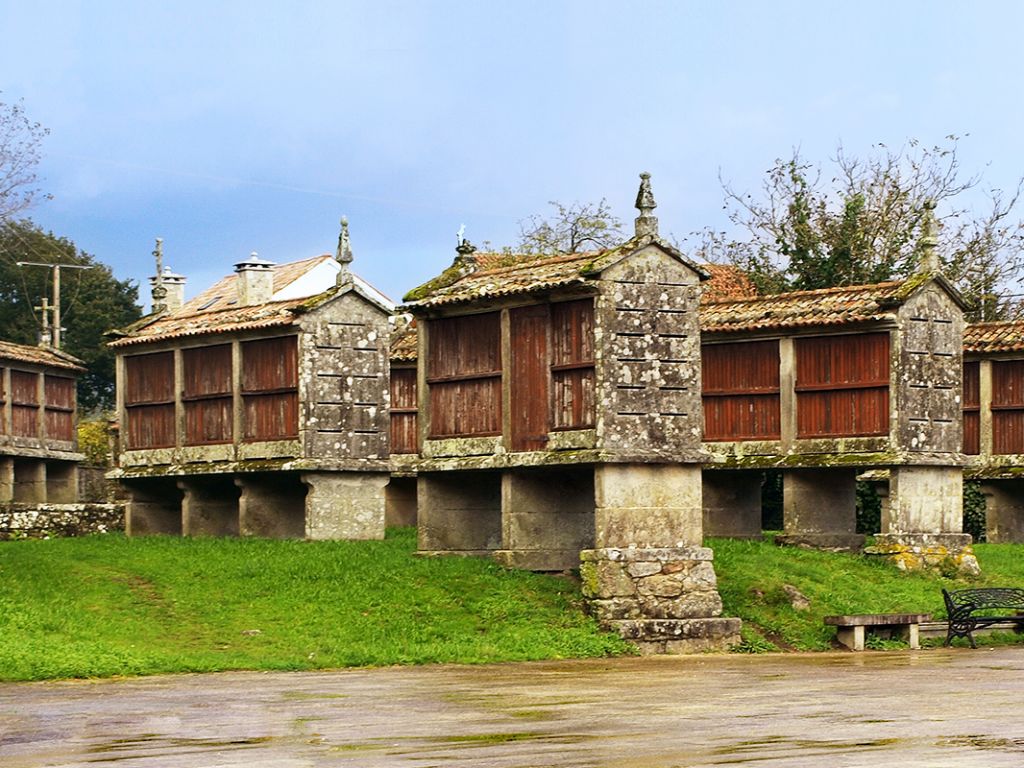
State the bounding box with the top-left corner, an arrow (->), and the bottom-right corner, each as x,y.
2,648 -> 1023,766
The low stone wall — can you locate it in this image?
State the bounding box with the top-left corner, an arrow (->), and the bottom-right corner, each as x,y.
0,503 -> 125,540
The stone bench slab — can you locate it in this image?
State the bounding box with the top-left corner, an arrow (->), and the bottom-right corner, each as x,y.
824,613 -> 932,651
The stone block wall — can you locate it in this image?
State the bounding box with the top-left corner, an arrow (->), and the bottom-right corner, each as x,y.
0,503 -> 125,540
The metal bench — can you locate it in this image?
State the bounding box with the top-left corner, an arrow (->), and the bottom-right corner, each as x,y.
942,587 -> 1024,648
824,613 -> 931,651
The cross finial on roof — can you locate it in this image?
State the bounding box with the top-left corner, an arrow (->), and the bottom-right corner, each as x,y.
919,198 -> 941,273
634,171 -> 659,237
151,237 -> 168,312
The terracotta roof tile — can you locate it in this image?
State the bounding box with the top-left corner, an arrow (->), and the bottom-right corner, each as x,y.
0,340 -> 85,372
390,318 -> 418,362
700,264 -> 759,302
179,254 -> 334,315
700,281 -> 905,334
108,298 -> 310,348
964,321 -> 1024,353
405,251 -> 600,307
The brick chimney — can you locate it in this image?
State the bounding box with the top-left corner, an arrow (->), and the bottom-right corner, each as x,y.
234,252 -> 276,306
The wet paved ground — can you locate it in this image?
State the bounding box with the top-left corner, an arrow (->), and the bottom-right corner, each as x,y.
2,648 -> 1023,767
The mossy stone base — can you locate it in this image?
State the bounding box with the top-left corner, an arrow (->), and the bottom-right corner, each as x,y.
866,533 -> 980,577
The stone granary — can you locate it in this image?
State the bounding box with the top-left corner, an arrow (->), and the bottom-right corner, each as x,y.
963,320 -> 1024,542
403,174 -> 741,653
107,222 -> 394,539
0,339 -> 85,504
700,202 -> 975,571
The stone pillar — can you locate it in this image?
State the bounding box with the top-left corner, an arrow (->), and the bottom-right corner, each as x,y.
123,479 -> 183,535
581,464 -> 741,654
981,480 -> 1024,543
417,470 -> 501,554
45,461 -> 78,504
493,466 -> 595,571
0,457 -> 13,503
12,459 -> 46,503
702,470 -> 763,539
237,473 -> 306,538
384,475 -> 418,528
302,471 -> 387,540
873,466 -> 976,574
778,468 -> 863,550
179,476 -> 240,536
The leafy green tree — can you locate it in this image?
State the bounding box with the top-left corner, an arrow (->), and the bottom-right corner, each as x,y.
0,220 -> 141,412
516,198 -> 625,254
698,138 -> 1024,319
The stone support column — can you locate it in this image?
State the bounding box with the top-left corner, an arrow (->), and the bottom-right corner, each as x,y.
179,476 -> 240,536
778,468 -> 863,550
124,479 -> 183,535
0,457 -> 14,503
873,466 -> 976,574
417,470 -> 501,554
302,471 -> 387,540
702,470 -> 763,539
493,466 -> 595,571
237,473 -> 306,538
581,463 -> 741,654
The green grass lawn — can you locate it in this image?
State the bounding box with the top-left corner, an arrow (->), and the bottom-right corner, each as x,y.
711,536 -> 1024,651
3,530 -> 1023,681
0,528 -> 630,681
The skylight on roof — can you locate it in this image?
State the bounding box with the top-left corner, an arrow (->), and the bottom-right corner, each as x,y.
197,295 -> 221,311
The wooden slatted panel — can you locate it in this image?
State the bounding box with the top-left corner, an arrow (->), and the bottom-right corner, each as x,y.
963,361 -> 980,455
427,313 -> 502,438
242,336 -> 299,441
10,370 -> 39,438
0,367 -> 5,434
796,333 -> 890,438
551,299 -> 595,430
125,352 -> 174,405
44,376 -> 75,441
510,304 -> 550,451
992,359 -> 1024,455
183,344 -> 233,445
702,340 -> 781,441
390,367 -> 418,454
124,352 -> 176,449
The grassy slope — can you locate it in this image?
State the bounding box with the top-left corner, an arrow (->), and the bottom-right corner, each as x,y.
3,531 -> 1023,681
711,536 -> 1024,651
0,528 -> 629,681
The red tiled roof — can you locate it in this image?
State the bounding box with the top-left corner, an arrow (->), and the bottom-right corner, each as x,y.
108,255 -> 348,348
404,235 -> 716,309
700,281 -> 905,334
390,318 -> 418,362
964,321 -> 1024,353
0,340 -> 85,372
178,254 -> 334,315
405,251 -> 600,307
700,264 -> 759,302
108,298 -> 310,348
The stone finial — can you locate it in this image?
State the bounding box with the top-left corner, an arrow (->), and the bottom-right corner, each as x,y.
919,198 -> 941,273
336,216 -> 354,286
634,171 -> 659,237
455,226 -> 477,271
35,296 -> 52,347
151,237 -> 168,313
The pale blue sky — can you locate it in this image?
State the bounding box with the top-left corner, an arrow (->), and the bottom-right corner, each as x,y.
2,0 -> 1023,306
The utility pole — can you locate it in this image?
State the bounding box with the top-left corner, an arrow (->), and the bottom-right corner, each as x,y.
16,261 -> 93,350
